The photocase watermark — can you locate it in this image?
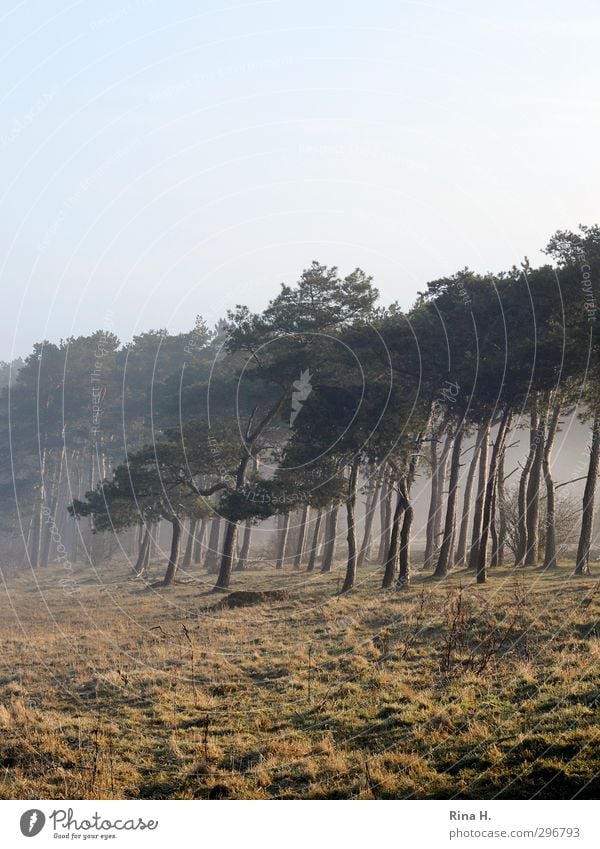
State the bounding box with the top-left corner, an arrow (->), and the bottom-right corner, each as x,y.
90,321 -> 115,439
246,489 -> 307,506
0,88 -> 59,149
455,278 -> 472,307
19,807 -> 158,837
49,807 -> 158,833
428,379 -> 460,429
20,809 -> 45,837
290,369 -> 313,427
207,433 -> 236,489
576,246 -> 596,323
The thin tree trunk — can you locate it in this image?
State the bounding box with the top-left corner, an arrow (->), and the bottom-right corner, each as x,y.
205,518 -> 221,572
525,405 -> 546,566
236,518 -> 253,570
542,401 -> 561,570
306,509 -> 323,572
68,451 -> 83,564
321,507 -> 338,573
515,409 -> 539,566
149,522 -> 159,562
275,513 -> 290,570
397,479 -> 413,588
423,440 -> 439,570
490,473 -> 500,568
382,485 -> 404,588
477,410 -> 512,583
127,525 -> 136,559
237,456 -> 259,573
181,517 -> 198,569
455,424 -> 485,567
214,521 -> 238,588
468,423 -> 490,571
395,419 -> 430,588
163,516 -> 182,586
134,525 -> 150,576
575,413 -> 600,576
341,460 -> 360,593
193,518 -> 206,564
358,477 -> 381,567
434,423 -> 464,578
377,472 -> 393,564
292,504 -> 309,569
41,446 -> 65,568
29,443 -> 48,569
431,432 -> 453,566
143,528 -> 152,570
497,452 -> 508,566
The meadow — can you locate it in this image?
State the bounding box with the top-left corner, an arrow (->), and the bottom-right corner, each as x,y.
0,558 -> 598,800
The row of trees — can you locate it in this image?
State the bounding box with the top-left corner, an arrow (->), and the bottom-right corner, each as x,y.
1,226 -> 599,593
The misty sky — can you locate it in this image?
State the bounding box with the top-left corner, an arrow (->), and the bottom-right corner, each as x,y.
1,0 -> 599,361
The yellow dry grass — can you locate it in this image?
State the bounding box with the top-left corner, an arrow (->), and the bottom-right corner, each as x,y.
0,557 -> 598,799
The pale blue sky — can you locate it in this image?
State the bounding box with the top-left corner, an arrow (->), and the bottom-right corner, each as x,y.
1,0 -> 599,359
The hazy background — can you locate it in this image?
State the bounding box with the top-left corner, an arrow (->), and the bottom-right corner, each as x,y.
1,0 -> 599,360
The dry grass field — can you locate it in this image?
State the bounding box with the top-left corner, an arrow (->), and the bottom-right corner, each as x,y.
0,558 -> 599,800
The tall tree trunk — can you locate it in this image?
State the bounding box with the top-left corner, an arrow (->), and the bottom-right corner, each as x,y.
29,501 -> 42,569
423,440 -> 439,570
127,526 -> 136,559
150,522 -> 159,561
67,451 -> 82,564
134,525 -> 150,576
377,472 -> 393,564
397,479 -> 414,588
455,424 -> 485,567
41,446 -> 65,568
142,527 -> 152,570
341,460 -> 360,593
490,473 -> 500,567
394,420 -> 430,588
29,443 -> 48,569
306,509 -> 323,572
575,413 -> 600,576
468,423 -> 490,571
382,485 -> 404,589
321,507 -> 338,573
358,477 -> 381,567
215,521 -> 238,588
236,518 -> 253,570
497,452 -> 508,566
431,432 -> 453,567
181,517 -> 198,569
275,513 -> 290,570
163,516 -> 182,586
205,518 -> 221,572
515,409 -> 539,566
293,504 -> 309,569
434,423 -> 464,577
477,410 -> 512,583
193,518 -> 206,564
525,406 -> 546,566
542,401 -> 561,570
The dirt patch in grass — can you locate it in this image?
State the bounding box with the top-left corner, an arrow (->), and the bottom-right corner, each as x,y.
213,590 -> 292,609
